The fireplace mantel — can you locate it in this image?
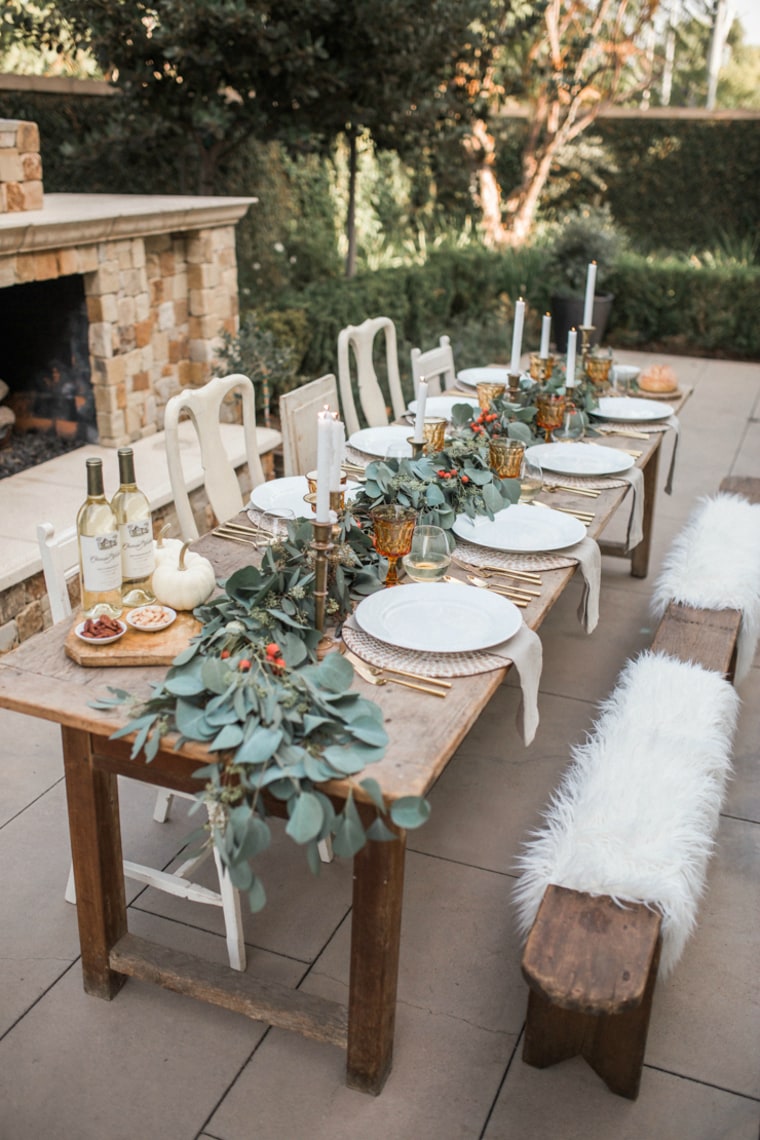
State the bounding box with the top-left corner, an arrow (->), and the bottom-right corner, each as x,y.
0,193 -> 255,255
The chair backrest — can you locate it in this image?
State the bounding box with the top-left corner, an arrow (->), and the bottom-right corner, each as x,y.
37,521 -> 78,623
279,374 -> 340,477
164,373 -> 265,541
410,335 -> 456,398
337,316 -> 406,437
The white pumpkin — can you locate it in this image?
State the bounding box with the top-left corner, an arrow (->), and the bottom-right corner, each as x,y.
152,543 -> 216,610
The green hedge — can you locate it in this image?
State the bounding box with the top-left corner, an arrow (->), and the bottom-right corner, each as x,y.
270,247 -> 760,390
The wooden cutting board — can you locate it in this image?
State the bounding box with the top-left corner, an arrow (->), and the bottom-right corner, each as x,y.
65,610 -> 202,667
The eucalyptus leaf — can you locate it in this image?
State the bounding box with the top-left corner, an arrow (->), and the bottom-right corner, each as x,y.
235,724 -> 283,766
174,698 -> 216,741
359,776 -> 386,813
332,814 -> 367,858
285,791 -> 324,844
390,796 -> 432,830
247,876 -> 267,913
367,817 -> 397,842
210,723 -> 245,752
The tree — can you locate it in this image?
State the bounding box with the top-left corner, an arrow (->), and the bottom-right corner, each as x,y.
465,0 -> 660,247
11,0 -> 515,276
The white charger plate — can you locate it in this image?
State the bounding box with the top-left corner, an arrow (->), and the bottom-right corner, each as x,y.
408,395 -> 479,420
526,442 -> 634,477
348,425 -> 413,458
75,618 -> 127,645
354,581 -> 521,653
590,396 -> 674,422
453,503 -> 585,553
250,476 -> 359,517
456,367 -> 509,390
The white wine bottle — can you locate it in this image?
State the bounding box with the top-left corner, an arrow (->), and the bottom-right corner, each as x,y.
76,458 -> 123,618
112,447 -> 156,606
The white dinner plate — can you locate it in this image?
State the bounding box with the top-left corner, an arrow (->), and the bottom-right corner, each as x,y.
75,618 -> 127,645
249,476 -> 359,516
408,395 -> 479,421
526,442 -> 634,477
348,425 -> 413,458
456,367 -> 509,390
590,396 -> 674,422
452,503 -> 585,553
354,581 -> 521,653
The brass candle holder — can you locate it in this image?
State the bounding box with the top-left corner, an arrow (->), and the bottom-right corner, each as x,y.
579,325 -> 594,379
311,520 -> 333,631
529,353 -> 555,383
407,438 -> 425,459
507,371 -> 522,402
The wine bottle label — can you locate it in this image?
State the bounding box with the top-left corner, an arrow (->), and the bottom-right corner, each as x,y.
80,532 -> 122,591
120,520 -> 156,578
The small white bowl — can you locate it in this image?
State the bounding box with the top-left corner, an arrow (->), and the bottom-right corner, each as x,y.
125,605 -> 177,632
75,618 -> 127,645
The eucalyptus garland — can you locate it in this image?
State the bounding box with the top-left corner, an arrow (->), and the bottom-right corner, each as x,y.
90,522 -> 429,913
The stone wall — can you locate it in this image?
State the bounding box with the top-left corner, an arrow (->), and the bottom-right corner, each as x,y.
0,119 -> 43,213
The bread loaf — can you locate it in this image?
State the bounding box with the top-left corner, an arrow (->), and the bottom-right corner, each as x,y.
639,364 -> 678,393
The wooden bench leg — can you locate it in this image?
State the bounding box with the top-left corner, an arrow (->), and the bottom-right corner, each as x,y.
630,444 -> 660,578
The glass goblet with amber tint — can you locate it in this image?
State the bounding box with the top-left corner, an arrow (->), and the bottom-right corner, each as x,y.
370,505 -> 417,587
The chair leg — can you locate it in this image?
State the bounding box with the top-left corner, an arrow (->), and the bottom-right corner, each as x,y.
65,862 -> 77,904
153,788 -> 174,822
211,845 -> 246,972
318,836 -> 334,863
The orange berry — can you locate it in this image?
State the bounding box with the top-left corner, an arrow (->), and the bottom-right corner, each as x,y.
239,659 -> 251,672
220,649 -> 230,659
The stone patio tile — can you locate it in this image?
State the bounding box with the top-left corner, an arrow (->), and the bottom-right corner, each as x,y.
725,665 -> 760,824
0,708 -> 63,826
412,691 -> 594,873
209,976 -> 516,1140
0,939 -> 292,1140
484,1052 -> 760,1140
313,850 -> 528,1037
646,816 -> 760,1098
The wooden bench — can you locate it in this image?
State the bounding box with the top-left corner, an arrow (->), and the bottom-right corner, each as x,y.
518,475 -> 760,1099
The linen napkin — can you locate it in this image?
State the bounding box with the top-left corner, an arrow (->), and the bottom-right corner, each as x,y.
663,415 -> 680,495
489,621 -> 543,746
567,535 -> 601,633
619,466 -> 644,551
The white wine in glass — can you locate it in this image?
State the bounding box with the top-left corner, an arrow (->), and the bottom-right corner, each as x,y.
519,456 -> 543,503
402,525 -> 451,582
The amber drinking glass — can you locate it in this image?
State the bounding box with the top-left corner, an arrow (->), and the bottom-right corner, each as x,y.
488,437 -> 525,478
370,505 -> 417,587
535,393 -> 567,442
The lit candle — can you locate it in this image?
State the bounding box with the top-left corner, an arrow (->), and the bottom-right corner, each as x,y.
583,261 -> 597,328
540,312 -> 551,359
510,298 -> 525,375
565,328 -> 577,388
316,407 -> 333,521
414,378 -> 428,443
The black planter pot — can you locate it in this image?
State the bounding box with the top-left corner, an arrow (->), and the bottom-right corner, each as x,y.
550,293 -> 615,354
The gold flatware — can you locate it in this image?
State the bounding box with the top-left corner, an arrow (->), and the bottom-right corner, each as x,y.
468,573 -> 541,596
451,555 -> 541,583
445,575 -> 527,606
212,529 -> 259,546
596,427 -> 650,440
369,664 -> 451,689
533,502 -> 594,524
587,440 -> 642,458
345,652 -> 447,697
544,483 -> 600,498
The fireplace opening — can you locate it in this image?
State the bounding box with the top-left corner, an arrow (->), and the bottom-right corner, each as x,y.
0,274 -> 96,478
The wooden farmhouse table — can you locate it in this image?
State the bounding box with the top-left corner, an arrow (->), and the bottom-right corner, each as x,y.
0,394 -> 686,1094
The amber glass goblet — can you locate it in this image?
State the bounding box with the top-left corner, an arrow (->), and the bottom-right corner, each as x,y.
370,505 -> 417,587
535,393 -> 567,442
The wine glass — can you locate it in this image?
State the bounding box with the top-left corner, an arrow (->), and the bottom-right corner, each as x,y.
370,505 -> 417,587
519,455 -> 543,503
402,525 -> 451,582
551,402 -> 585,442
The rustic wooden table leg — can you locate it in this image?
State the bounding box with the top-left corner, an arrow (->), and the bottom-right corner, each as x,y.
62,726 -> 128,1000
346,824 -> 407,1095
629,445 -> 661,579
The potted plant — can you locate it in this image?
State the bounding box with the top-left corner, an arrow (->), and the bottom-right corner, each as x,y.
545,205 -> 625,351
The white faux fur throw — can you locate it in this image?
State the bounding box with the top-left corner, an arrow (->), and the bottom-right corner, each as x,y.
651,492 -> 760,684
513,651 -> 739,977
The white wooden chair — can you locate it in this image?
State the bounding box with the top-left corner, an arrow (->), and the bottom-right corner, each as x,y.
337,316 -> 406,437
37,521 -> 247,972
164,373 -> 277,542
411,334 -> 456,398
279,374 -> 339,477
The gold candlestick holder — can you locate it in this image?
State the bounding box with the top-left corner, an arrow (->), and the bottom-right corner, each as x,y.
311,520 -> 333,631
407,438 -> 425,459
529,353 -> 555,383
507,371 -> 522,402
579,325 -> 595,380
